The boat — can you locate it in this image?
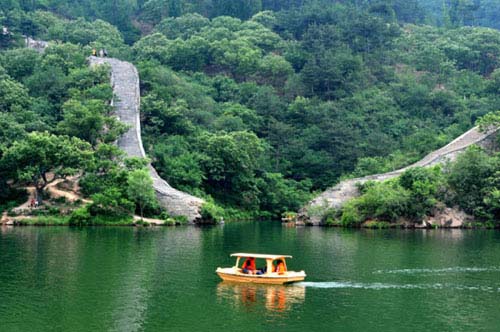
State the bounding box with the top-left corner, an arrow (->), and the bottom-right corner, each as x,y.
216,253 -> 306,284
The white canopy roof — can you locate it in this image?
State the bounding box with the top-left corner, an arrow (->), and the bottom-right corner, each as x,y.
230,253 -> 292,259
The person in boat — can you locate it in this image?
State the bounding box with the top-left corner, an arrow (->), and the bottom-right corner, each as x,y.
242,257 -> 256,274
274,259 -> 286,275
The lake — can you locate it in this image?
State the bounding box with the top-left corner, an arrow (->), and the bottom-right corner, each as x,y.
1,222 -> 499,331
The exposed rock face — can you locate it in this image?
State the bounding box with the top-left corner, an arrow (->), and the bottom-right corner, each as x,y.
423,207 -> 473,228
89,57 -> 204,223
299,126 -> 499,225
25,37 -> 49,52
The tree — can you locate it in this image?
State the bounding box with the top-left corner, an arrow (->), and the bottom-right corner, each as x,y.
300,48 -> 365,100
0,75 -> 31,112
399,166 -> 443,219
0,132 -> 92,202
57,99 -> 105,146
198,130 -> 265,207
127,168 -> 157,219
444,146 -> 497,215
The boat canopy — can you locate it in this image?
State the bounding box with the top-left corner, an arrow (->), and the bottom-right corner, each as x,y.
230,253 -> 292,259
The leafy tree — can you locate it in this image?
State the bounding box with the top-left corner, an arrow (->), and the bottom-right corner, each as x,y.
300,48 -> 365,100
79,143 -> 127,196
198,130 -> 265,207
0,75 -> 30,112
444,146 -> 497,214
256,54 -> 293,87
211,0 -> 262,20
127,168 -> 157,219
0,132 -> 92,202
152,136 -> 204,192
399,166 -> 443,219
0,48 -> 40,80
88,187 -> 135,219
57,99 -> 105,146
154,13 -> 210,39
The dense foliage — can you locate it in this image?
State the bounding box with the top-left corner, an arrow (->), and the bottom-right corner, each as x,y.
2,0 -> 500,220
325,146 -> 500,227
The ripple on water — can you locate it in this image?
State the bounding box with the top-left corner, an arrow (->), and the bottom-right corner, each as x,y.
295,281 -> 500,292
372,266 -> 500,274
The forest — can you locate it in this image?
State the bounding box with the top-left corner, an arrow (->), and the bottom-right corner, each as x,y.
1,0 -> 500,224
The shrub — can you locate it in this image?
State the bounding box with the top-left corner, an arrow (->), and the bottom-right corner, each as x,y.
164,217 -> 176,226
363,220 -> 391,229
51,196 -> 68,204
340,200 -> 363,226
355,181 -> 410,222
281,211 -> 297,221
173,215 -> 188,224
89,188 -> 134,218
200,201 -> 225,223
320,207 -> 337,224
69,206 -> 91,225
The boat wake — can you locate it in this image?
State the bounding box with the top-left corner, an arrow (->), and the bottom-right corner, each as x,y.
373,266 -> 500,275
295,281 -> 500,292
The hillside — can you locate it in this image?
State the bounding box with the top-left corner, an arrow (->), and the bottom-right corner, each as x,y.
2,0 -> 500,223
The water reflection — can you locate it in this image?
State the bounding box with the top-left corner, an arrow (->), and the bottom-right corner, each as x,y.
217,282 -> 305,313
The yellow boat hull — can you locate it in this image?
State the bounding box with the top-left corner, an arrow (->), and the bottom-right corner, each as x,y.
216,268 -> 306,285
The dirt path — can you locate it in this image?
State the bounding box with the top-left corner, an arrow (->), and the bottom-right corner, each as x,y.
45,177 -> 91,204
1,177 -> 167,226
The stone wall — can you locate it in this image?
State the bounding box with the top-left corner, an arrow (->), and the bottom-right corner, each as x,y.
89,57 -> 204,223
299,126 -> 499,225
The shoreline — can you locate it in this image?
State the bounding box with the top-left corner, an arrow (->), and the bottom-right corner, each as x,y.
2,216 -> 498,229
0,214 -> 189,227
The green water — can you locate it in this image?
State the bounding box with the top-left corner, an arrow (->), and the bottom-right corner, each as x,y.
1,223 -> 500,332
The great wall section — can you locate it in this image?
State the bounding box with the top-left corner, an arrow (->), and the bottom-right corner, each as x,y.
299,126 -> 499,225
89,57 -> 204,223
25,41 -> 499,225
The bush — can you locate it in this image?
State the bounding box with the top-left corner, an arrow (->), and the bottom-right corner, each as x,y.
51,196 -> 68,204
173,215 -> 188,224
399,166 -> 443,219
320,207 -> 337,224
281,211 -> 297,221
200,201 -> 225,223
339,180 -> 410,225
355,181 -> 410,222
164,217 -> 176,226
89,188 -> 135,218
363,220 -> 391,229
340,200 -> 363,226
69,206 -> 91,225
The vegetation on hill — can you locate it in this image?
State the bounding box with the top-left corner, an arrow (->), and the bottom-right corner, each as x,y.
2,0 -> 500,222
323,146 -> 500,227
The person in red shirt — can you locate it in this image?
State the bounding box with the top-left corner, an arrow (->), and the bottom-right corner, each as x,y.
242,257 -> 256,274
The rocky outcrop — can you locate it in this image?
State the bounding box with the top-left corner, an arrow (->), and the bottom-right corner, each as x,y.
89,57 -> 204,223
423,206 -> 473,228
25,37 -> 49,52
299,126 -> 499,225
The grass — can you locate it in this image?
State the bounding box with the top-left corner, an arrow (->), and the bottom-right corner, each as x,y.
12,215 -> 136,226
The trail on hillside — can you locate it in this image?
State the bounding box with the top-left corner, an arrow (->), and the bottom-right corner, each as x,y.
1,178 -> 166,226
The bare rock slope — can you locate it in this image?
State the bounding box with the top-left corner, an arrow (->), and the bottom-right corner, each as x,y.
89,57 -> 203,222
299,126 -> 498,225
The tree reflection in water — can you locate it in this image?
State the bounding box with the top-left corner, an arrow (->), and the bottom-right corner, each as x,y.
216,282 -> 305,313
